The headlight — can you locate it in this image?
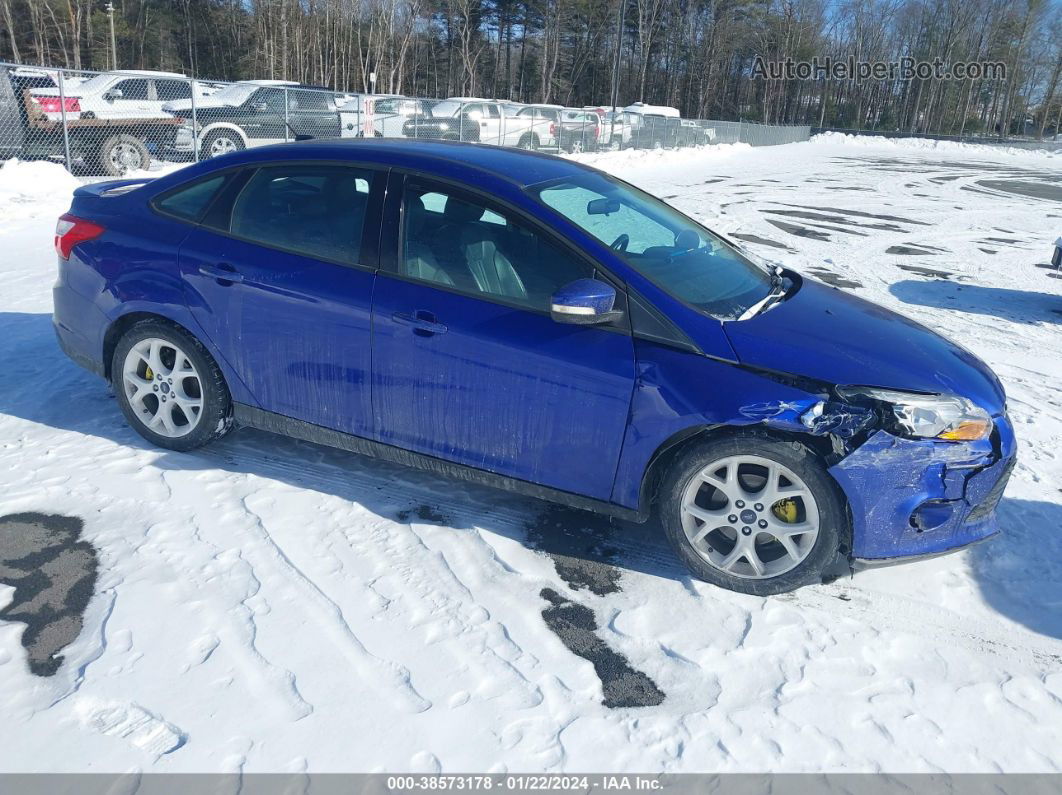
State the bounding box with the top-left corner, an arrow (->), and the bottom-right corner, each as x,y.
837,386 -> 992,442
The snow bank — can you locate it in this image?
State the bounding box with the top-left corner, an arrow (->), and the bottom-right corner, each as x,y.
0,159 -> 80,219
568,142 -> 752,169
812,130 -> 1059,160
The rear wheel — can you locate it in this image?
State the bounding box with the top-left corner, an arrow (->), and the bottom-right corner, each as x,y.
518,133 -> 540,150
659,434 -> 846,595
95,133 -> 149,176
200,130 -> 245,159
111,320 -> 233,452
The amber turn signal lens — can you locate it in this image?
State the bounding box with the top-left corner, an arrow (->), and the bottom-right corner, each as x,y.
937,419 -> 992,441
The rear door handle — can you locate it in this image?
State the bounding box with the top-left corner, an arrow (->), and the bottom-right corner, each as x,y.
392,310 -> 447,336
199,263 -> 243,284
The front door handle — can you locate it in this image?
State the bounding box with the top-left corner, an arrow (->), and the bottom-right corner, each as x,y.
392,310 -> 447,336
199,263 -> 243,284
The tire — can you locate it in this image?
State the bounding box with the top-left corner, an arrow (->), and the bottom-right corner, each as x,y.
111,319 -> 233,452
658,432 -> 847,595
95,133 -> 149,176
200,129 -> 245,159
518,133 -> 539,150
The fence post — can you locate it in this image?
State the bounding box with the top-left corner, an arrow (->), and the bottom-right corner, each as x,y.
283,87 -> 290,142
57,70 -> 72,172
190,77 -> 199,162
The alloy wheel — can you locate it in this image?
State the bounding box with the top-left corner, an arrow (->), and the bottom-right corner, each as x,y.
109,142 -> 144,173
210,136 -> 238,156
122,338 -> 204,438
679,454 -> 820,579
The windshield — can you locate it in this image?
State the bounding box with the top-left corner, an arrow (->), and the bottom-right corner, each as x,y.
429,100 -> 463,117
529,172 -> 772,319
208,83 -> 260,106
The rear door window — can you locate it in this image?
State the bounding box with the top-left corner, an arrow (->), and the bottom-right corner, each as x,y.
228,165 -> 375,265
112,79 -> 149,100
155,79 -> 192,102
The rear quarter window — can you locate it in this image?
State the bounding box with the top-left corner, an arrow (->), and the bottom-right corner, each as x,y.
153,175 -> 228,223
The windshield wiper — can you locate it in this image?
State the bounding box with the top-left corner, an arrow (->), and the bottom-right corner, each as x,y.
736,266 -> 789,321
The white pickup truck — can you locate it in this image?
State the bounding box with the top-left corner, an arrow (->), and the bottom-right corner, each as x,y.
404,98 -> 558,150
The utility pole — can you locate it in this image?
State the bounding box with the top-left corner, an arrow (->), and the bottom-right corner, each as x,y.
105,2 -> 117,70
609,0 -> 626,114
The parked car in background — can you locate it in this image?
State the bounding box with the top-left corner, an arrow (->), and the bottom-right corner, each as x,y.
557,109 -> 599,152
584,107 -> 634,149
404,99 -> 555,149
337,94 -> 424,139
164,80 -> 345,159
623,102 -> 681,149
30,69 -> 210,122
2,65 -> 180,175
53,139 -> 1016,595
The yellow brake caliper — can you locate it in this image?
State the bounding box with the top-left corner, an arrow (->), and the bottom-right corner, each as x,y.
772,498 -> 798,523
144,365 -> 154,380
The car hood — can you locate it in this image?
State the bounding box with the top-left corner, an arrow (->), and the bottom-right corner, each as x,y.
163,99 -> 236,112
722,276 -> 1006,414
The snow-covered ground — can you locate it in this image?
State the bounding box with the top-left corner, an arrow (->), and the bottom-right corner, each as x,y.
0,136 -> 1060,773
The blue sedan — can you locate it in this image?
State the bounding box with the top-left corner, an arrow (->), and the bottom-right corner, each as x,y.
51,140 -> 1016,593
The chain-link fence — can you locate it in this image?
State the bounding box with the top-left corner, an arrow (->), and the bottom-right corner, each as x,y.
0,61 -> 812,177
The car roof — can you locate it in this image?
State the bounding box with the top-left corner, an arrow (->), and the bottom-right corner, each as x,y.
213,138 -> 598,189
109,69 -> 188,78
237,79 -> 300,86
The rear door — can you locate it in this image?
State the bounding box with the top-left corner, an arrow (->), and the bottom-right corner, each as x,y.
370,174 -> 636,500
106,78 -> 154,119
238,87 -> 287,145
288,88 -> 342,140
178,163 -> 384,436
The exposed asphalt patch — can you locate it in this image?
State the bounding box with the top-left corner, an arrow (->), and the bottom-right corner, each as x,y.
896,264 -> 958,279
539,588 -> 664,708
766,219 -> 831,241
732,233 -> 793,251
805,206 -> 932,226
396,504 -> 448,524
0,513 -> 98,676
978,180 -> 1062,203
808,268 -> 863,289
767,208 -> 905,232
887,244 -> 941,256
525,505 -> 621,596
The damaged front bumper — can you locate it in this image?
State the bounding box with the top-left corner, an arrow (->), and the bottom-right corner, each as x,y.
829,415 -> 1017,561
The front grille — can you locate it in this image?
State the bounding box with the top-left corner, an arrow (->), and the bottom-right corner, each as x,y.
965,457 -> 1016,522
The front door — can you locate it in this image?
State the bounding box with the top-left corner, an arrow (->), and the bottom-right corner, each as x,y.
371,178 -> 635,501
179,163 -> 383,436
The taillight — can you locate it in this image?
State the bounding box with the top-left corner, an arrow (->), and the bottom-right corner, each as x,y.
550,122 -> 556,136
36,96 -> 80,113
55,213 -> 105,260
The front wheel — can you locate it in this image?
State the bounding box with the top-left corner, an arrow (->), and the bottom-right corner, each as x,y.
658,434 -> 847,595
111,320 -> 233,452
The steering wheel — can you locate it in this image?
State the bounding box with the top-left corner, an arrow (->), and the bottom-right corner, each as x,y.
610,233 -> 630,252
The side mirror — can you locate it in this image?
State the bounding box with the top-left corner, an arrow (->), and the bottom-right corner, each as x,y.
550,279 -> 624,326
104,88 -> 123,101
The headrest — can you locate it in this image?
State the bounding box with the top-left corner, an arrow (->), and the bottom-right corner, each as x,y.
675,228 -> 700,250
443,196 -> 484,223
